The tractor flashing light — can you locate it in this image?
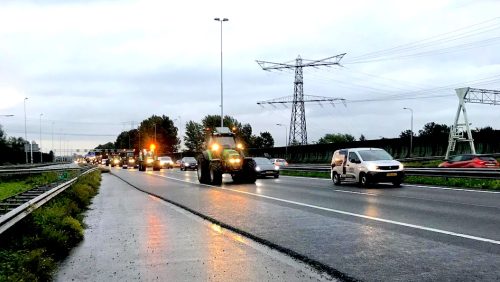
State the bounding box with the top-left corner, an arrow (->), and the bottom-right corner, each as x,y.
150,144 -> 156,151
211,143 -> 220,151
236,143 -> 244,149
229,158 -> 241,164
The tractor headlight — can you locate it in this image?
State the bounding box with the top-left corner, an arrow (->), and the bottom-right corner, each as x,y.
237,143 -> 244,149
129,159 -> 135,163
229,158 -> 241,164
146,158 -> 153,164
114,159 -> 119,164
211,143 -> 220,151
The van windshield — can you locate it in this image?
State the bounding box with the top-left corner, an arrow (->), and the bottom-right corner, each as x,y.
358,150 -> 393,161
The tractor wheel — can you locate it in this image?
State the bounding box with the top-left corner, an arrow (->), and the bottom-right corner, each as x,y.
197,155 -> 210,184
153,161 -> 161,171
242,158 -> 257,184
232,173 -> 243,183
209,161 -> 223,185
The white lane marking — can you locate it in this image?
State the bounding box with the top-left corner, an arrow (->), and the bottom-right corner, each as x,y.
404,184 -> 500,194
280,175 -> 500,194
152,173 -> 500,245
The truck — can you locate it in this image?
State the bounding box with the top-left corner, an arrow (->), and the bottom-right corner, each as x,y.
197,127 -> 257,185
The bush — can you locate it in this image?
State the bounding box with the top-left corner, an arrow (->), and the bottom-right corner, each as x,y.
0,170 -> 101,280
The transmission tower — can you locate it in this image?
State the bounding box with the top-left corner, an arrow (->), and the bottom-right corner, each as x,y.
256,54 -> 345,145
445,87 -> 500,159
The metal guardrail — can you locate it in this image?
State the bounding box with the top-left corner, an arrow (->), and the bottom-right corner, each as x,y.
282,165 -> 500,179
0,165 -> 82,176
0,167 -> 98,235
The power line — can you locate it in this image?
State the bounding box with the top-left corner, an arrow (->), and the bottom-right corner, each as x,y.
347,17 -> 500,63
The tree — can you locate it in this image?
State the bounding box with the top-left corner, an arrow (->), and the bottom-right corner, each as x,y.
317,133 -> 355,144
359,134 -> 366,141
115,129 -> 138,149
418,122 -> 449,138
95,142 -> 115,150
184,121 -> 204,152
201,115 -> 242,132
399,130 -> 414,139
258,132 -> 274,148
239,123 -> 253,147
139,115 -> 179,154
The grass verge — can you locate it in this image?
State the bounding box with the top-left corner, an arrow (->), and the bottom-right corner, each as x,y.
0,171 -> 78,201
0,170 -> 101,281
280,170 -> 499,190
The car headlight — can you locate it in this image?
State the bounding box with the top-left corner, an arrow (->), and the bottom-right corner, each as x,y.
399,164 -> 404,170
184,163 -> 189,166
274,165 -> 280,170
255,166 -> 261,171
114,160 -> 119,164
366,163 -> 378,171
167,161 -> 173,164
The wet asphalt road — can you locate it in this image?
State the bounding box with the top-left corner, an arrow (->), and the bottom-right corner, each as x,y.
56,173 -> 335,282
105,167 -> 500,281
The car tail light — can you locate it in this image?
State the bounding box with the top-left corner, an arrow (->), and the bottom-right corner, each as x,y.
474,159 -> 486,165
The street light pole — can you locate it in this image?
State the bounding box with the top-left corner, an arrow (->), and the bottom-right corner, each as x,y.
276,123 -> 288,158
214,17 -> 228,128
40,113 -> 43,163
24,97 -> 28,163
403,107 -> 414,157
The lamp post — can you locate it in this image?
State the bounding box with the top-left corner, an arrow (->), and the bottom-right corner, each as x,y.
24,97 -> 29,163
40,113 -> 43,163
214,17 -> 228,127
403,107 -> 414,157
276,123 -> 288,158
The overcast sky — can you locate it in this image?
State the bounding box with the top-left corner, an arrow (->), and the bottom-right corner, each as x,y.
0,0 -> 499,155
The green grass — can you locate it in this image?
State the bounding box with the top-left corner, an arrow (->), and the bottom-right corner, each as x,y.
0,171 -> 78,201
0,170 -> 101,281
401,160 -> 443,168
280,170 -> 330,179
404,176 -> 500,190
281,169 -> 499,190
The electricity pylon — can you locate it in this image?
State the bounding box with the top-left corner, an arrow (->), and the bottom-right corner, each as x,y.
256,54 -> 346,145
445,87 -> 500,159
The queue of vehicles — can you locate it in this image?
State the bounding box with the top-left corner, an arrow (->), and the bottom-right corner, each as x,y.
93,127 -> 494,188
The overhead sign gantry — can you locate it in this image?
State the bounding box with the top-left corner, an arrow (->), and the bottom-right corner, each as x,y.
445,87 -> 499,159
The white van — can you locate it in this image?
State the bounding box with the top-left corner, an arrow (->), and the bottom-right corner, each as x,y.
330,148 -> 404,187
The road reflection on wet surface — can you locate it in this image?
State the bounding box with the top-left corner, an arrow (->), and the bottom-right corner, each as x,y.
56,173 -> 334,282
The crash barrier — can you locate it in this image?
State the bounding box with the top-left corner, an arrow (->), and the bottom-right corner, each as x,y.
0,166 -> 98,235
282,164 -> 500,180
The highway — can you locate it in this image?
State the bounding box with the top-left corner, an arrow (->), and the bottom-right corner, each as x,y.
109,167 -> 500,281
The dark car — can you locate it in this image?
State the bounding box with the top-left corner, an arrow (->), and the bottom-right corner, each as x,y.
253,157 -> 280,178
438,154 -> 499,168
180,157 -> 197,171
